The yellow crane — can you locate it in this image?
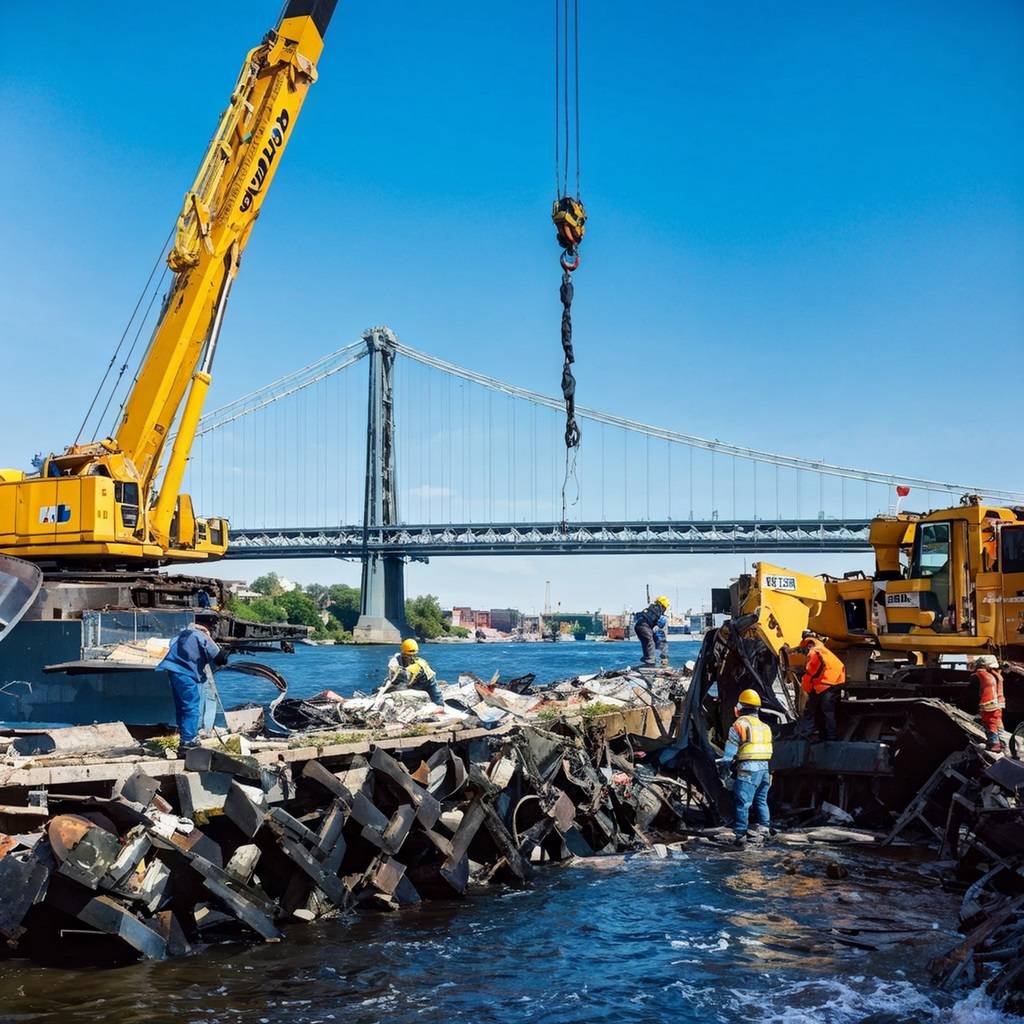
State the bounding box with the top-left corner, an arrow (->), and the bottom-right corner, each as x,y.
0,1 -> 337,568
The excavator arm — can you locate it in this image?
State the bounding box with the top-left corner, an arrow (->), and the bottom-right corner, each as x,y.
730,561 -> 828,659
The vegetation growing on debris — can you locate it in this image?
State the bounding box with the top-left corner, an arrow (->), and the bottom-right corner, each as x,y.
287,731 -> 370,749
581,701 -> 622,719
144,734 -> 181,754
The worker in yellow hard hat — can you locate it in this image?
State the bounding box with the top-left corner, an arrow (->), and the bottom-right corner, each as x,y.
384,637 -> 443,704
716,687 -> 774,847
633,595 -> 670,667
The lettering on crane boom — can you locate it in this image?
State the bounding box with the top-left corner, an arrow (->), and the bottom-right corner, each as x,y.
239,110 -> 290,213
764,574 -> 797,592
886,592 -> 921,608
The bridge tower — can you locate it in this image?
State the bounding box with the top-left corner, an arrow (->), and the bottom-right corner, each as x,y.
352,327 -> 407,644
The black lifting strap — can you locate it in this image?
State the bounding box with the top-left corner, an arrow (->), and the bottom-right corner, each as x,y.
560,268 -> 581,449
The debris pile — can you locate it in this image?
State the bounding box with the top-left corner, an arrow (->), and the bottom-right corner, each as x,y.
919,750 -> 1024,1013
0,707 -> 693,965
240,664 -> 686,736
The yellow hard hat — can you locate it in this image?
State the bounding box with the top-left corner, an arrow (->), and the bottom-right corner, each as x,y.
655,596 -> 670,609
400,638 -> 419,655
737,688 -> 761,708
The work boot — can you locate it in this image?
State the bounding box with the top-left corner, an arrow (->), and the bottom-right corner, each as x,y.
732,833 -> 748,847
174,740 -> 201,760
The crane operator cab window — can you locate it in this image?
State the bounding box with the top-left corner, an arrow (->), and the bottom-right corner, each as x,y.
911,521 -> 951,630
1002,526 -> 1024,575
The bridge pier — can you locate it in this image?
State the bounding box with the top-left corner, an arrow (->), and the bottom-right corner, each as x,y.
353,327 -> 407,644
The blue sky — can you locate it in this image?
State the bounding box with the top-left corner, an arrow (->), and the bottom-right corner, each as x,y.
2,1 -> 1022,613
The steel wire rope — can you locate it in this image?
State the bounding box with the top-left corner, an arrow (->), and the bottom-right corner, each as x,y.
667,440 -> 672,520
77,226 -> 174,443
645,434 -> 650,521
689,446 -> 694,519
574,0 -> 581,197
553,0 -> 560,195
100,265 -> 171,439
623,427 -> 627,520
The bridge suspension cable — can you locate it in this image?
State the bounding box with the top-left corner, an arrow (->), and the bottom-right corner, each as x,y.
390,339 -> 1024,502
193,340 -> 367,437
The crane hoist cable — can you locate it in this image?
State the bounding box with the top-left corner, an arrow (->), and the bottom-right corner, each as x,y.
552,0 -> 585,527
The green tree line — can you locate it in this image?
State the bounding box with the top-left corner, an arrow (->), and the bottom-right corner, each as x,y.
227,573 -> 469,643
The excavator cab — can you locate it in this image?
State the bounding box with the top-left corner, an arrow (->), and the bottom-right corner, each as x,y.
871,501 -> 1023,657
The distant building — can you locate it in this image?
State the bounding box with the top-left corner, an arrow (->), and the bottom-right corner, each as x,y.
451,607 -> 474,628
520,614 -> 541,634
489,608 -> 520,633
224,580 -> 260,600
601,612 -> 629,630
473,610 -> 491,630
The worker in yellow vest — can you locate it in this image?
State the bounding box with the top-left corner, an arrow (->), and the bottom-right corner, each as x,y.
717,688 -> 774,846
385,638 -> 443,704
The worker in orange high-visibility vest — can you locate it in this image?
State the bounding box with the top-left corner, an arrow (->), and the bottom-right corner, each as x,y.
793,630 -> 846,741
717,688 -> 774,846
972,654 -> 1005,753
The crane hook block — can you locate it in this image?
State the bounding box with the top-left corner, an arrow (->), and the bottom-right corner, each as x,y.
552,195 -> 587,259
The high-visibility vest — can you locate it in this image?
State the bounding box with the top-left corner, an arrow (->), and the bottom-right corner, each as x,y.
734,715 -> 773,761
802,641 -> 846,694
976,669 -> 1002,713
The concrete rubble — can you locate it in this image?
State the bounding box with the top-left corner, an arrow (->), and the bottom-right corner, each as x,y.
0,667 -> 695,966
0,652 -> 1021,1016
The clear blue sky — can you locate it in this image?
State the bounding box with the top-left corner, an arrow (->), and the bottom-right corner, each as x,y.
2,1 -> 1022,613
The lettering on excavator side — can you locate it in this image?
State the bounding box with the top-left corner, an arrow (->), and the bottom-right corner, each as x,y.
886,592 -> 920,608
764,574 -> 797,592
38,504 -> 72,524
239,110 -> 290,213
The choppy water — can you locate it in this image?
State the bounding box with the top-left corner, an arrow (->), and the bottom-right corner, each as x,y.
0,641 -> 1015,1023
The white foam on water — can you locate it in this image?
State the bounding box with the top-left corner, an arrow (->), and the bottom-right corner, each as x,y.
729,977 -> 940,1023
720,976 -> 1019,1024
948,986 -> 1019,1024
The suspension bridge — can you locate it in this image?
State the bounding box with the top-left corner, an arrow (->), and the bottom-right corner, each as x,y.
181,327 -> 1022,640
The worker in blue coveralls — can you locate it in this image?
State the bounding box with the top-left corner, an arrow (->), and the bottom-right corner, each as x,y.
634,596 -> 670,667
653,615 -> 669,668
158,617 -> 228,755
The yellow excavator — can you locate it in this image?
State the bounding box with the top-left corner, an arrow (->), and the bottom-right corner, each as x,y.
669,496 -> 1024,830
0,1 -> 336,569
715,494 -> 1024,716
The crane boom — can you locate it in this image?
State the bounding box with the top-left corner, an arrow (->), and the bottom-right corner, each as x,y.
0,0 -> 337,567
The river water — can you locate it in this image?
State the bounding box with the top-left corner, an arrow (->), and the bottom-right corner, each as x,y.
0,641 -> 1013,1023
